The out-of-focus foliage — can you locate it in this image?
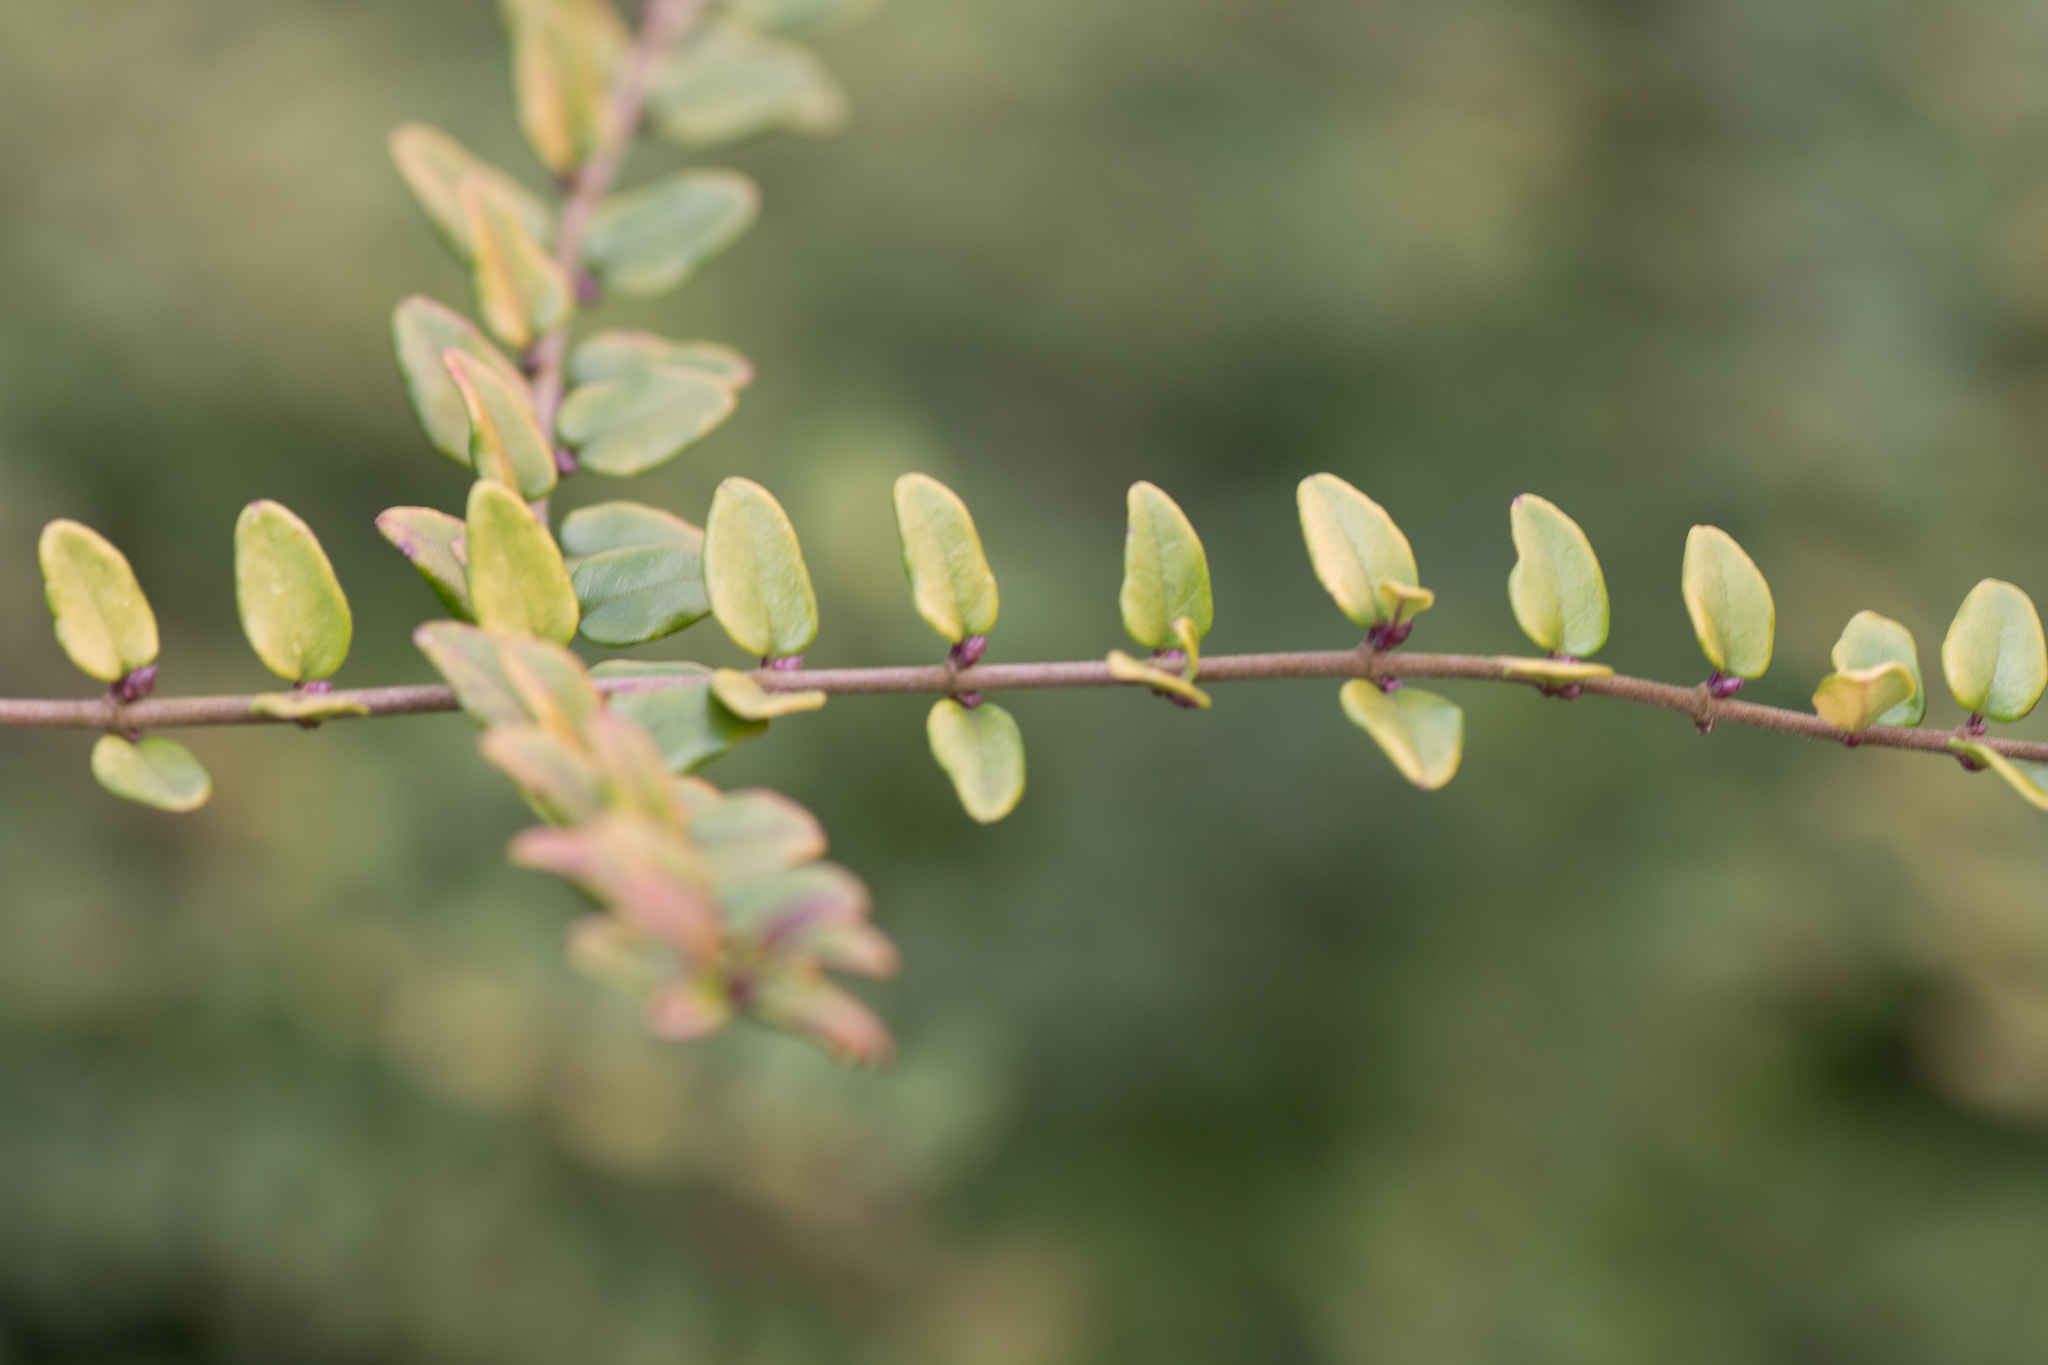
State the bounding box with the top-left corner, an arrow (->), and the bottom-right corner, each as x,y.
16,1 -> 2048,1362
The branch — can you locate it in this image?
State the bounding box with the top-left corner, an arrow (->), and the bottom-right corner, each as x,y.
3,650 -> 2043,766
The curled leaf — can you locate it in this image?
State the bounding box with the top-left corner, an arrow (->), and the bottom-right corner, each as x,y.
710,668 -> 826,720
387,123 -> 552,259
235,501 -> 352,683
1121,481 -> 1212,652
1681,525 -> 1774,679
1297,474 -> 1426,629
392,297 -> 529,466
464,481 -> 579,645
927,698 -> 1025,823
1942,579 -> 2048,722
893,473 -> 999,643
1829,611 -> 1925,727
1813,663 -> 1917,735
91,735 -> 211,813
445,349 -> 558,500
1495,657 -> 1614,683
38,520 -> 159,683
1105,650 -> 1212,708
647,20 -> 848,147
1338,681 -> 1463,790
462,175 -> 573,351
1507,494 -> 1608,657
376,506 -> 473,620
557,364 -> 737,477
704,477 -> 818,659
583,169 -> 759,298
1949,739 -> 2048,812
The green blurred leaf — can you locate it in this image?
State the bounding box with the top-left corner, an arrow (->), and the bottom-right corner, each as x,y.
1813,663 -> 1916,735
417,621 -> 601,731
90,735 -> 211,813
1338,681 -> 1463,790
558,364 -> 737,477
1507,493 -> 1608,657
443,350 -> 558,500
728,0 -> 878,38
647,20 -> 847,147
593,661 -> 768,771
583,169 -> 759,298
465,481 -> 579,644
247,692 -> 371,723
927,698 -> 1025,823
391,296 -> 530,466
1942,578 -> 2048,722
376,506 -> 473,620
37,519 -> 159,684
1297,473 -> 1426,629
1121,481 -> 1212,651
234,501 -> 351,684
387,123 -> 552,260
710,667 -> 827,720
1826,610 -> 1925,726
570,330 -> 755,388
1681,525 -> 1774,679
480,722 -> 608,825
704,477 -> 818,659
1105,649 -> 1212,708
892,473 -> 998,643
462,174 -> 573,351
560,501 -> 708,646
500,0 -> 628,174
1949,739 -> 2048,812
678,781 -> 828,880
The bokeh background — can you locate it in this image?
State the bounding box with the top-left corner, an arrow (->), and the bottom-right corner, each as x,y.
8,0 -> 2048,1360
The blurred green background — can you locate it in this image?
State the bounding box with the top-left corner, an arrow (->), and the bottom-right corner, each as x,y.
9,0 -> 2048,1360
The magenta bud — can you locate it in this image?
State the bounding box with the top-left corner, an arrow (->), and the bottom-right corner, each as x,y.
766,655 -> 805,672
554,446 -> 580,475
1706,672 -> 1744,700
1377,677 -> 1403,695
573,271 -> 601,306
295,679 -> 333,694
957,691 -> 983,708
951,636 -> 988,668
112,665 -> 158,704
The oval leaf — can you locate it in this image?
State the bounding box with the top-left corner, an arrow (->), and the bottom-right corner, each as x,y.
1813,663 -> 1917,735
927,698 -> 1025,823
392,297 -> 528,466
376,506 -> 473,620
1297,474 -> 1423,629
647,21 -> 848,147
91,735 -> 211,813
1829,610 -> 1924,727
1950,739 -> 2048,812
1121,481 -> 1212,651
387,123 -> 552,259
1338,681 -> 1463,790
892,473 -> 999,643
1942,579 -> 2048,722
442,349 -> 558,499
561,502 -> 708,647
571,331 -> 755,388
557,364 -> 737,477
502,0 -> 628,174
704,477 -> 818,659
1507,493 -> 1608,657
710,667 -> 827,720
1681,525 -> 1774,679
235,501 -> 352,682
465,481 -> 579,644
593,661 -> 768,772
463,175 -> 573,351
38,520 -> 159,684
583,169 -> 760,299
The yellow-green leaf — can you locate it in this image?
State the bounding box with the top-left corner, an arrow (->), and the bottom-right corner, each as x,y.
465,481 -> 579,644
417,622 -> 599,730
1297,474 -> 1425,629
444,349 -> 558,500
387,123 -> 552,259
1950,739 -> 2048,812
392,296 -> 530,465
376,506 -> 473,620
500,0 -> 628,174
571,331 -> 755,388
1813,663 -> 1917,734
1507,493 -> 1608,657
234,501 -> 352,683
646,20 -> 847,148
1942,578 -> 2048,722
1495,657 -> 1614,683
1338,681 -> 1463,790
557,364 -> 737,477
1105,650 -> 1212,708
583,169 -> 759,299
927,698 -> 1025,823
704,477 -> 818,659
710,667 -> 827,720
248,692 -> 372,723
480,722 -> 608,825
892,473 -> 998,643
91,735 -> 211,813
463,175 -> 573,351
594,661 -> 768,772
1829,610 -> 1925,727
1681,525 -> 1774,679
38,519 -> 159,683
1121,481 -> 1212,651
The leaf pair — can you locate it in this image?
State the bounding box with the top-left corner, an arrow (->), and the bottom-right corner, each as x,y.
1812,611 -> 1923,734
388,480 -> 578,644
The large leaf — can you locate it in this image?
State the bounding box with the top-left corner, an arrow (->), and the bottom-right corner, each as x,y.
1121,481 -> 1212,651
646,20 -> 847,147
1823,610 -> 1924,727
927,698 -> 1025,823
1338,682 -> 1463,790
560,501 -> 709,646
892,473 -> 998,643
500,0 -> 628,174
570,331 -> 755,388
704,477 -> 818,659
583,169 -> 759,299
557,364 -> 737,477
593,661 -> 767,772
91,735 -> 212,813
463,175 -> 573,351
465,481 -> 579,644
416,621 -> 600,731
376,506 -> 473,620
1681,525 -> 1774,679
387,123 -> 552,259
1942,579 -> 2048,722
38,520 -> 159,684
1297,473 -> 1429,629
392,296 -> 529,466
234,501 -> 352,683
1507,493 -> 1608,657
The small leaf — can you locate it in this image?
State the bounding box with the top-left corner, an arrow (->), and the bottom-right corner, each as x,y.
91,735 -> 211,813
594,661 -> 767,771
1507,493 -> 1608,657
376,506 -> 473,620
500,0 -> 628,174
560,501 -> 708,646
892,473 -> 999,643
392,297 -> 530,465
1942,579 -> 2048,722
442,350 -> 558,499
647,20 -> 847,148
418,622 -> 600,730
387,123 -> 552,259
1338,682 -> 1463,790
1681,526 -> 1775,679
927,698 -> 1025,823
463,175 -> 573,351
1949,739 -> 2048,812
1121,481 -> 1212,651
1297,474 -> 1426,629
248,692 -> 372,723
557,364 -> 737,477
1813,663 -> 1917,735
1495,657 -> 1614,683
583,169 -> 760,298
235,501 -> 352,683
1830,610 -> 1925,727
704,477 -> 818,659
710,668 -> 826,720
465,481 -> 579,644
728,0 -> 878,38
1105,650 -> 1212,708
38,520 -> 159,683
571,331 -> 755,388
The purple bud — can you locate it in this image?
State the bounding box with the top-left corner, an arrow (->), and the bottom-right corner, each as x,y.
766,655 -> 805,672
957,691 -> 983,709
112,665 -> 158,704
1377,677 -> 1403,695
554,446 -> 580,475
1152,649 -> 1187,672
573,271 -> 602,306
1706,671 -> 1744,700
1965,713 -> 1988,738
951,635 -> 988,668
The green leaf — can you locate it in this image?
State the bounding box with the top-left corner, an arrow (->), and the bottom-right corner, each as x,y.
91,735 -> 211,813
392,297 -> 530,466
38,520 -> 159,684
647,20 -> 847,147
728,0 -> 877,38
387,123 -> 553,260
480,722 -> 608,825
557,364 -> 737,477
1338,681 -> 1463,790
704,477 -> 818,659
1680,525 -> 1775,679
376,506 -> 473,620
1507,493 -> 1608,657
680,782 -> 828,880
593,661 -> 768,772
234,501 -> 352,683
417,622 -> 600,731
500,0 -> 628,174
571,331 -> 755,388
1105,650 -> 1212,708
560,502 -> 708,647
1949,739 -> 2048,812
1942,578 -> 2048,722
927,698 -> 1026,823
1812,663 -> 1917,735
1121,481 -> 1212,651
1826,610 -> 1925,726
444,350 -> 559,500
1297,474 -> 1427,629
583,169 -> 760,299
892,473 -> 999,643
463,175 -> 573,351
710,667 -> 827,720
465,481 -> 579,644
248,692 -> 372,723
